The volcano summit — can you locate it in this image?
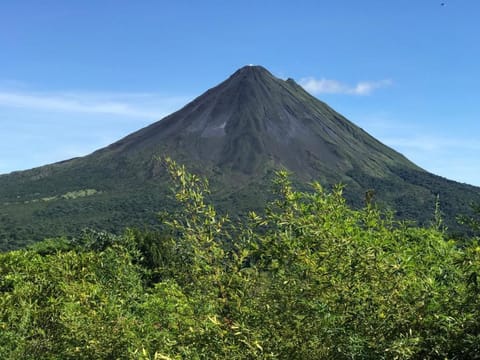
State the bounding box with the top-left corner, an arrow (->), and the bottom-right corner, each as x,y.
0,66 -> 478,249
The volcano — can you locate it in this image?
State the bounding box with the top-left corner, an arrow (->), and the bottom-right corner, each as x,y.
98,66 -> 421,177
1,65 -> 479,249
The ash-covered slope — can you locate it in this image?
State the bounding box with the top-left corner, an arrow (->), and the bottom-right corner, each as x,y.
100,65 -> 419,180
0,66 -> 479,249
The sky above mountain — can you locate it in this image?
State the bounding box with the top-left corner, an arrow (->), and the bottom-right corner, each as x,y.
1,0 -> 479,185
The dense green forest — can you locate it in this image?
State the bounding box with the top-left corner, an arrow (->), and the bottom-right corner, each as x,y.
1,159 -> 480,359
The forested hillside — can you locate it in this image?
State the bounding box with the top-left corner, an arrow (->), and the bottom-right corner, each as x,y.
2,66 -> 480,249
1,159 -> 479,359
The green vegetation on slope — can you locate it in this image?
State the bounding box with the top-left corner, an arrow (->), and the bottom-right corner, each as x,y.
2,65 -> 480,248
1,159 -> 480,359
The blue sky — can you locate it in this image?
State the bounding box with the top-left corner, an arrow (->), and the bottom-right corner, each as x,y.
1,0 -> 480,185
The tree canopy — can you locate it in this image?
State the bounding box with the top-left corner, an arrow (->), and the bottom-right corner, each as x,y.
1,158 -> 479,359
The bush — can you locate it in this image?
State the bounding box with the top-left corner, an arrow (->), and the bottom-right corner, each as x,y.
1,159 -> 479,358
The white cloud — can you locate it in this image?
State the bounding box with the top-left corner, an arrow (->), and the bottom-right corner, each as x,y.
0,85 -> 192,174
0,90 -> 190,119
346,113 -> 480,186
299,77 -> 392,95
382,135 -> 480,152
378,135 -> 480,186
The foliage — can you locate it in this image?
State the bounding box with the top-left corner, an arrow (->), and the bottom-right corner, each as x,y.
0,241 -> 144,359
1,159 -> 480,358
458,203 -> 480,235
2,151 -> 480,251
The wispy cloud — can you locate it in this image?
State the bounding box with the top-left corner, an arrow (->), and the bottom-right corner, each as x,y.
383,135 -> 480,152
299,77 -> 392,96
0,83 -> 193,174
386,136 -> 480,186
348,112 -> 480,185
0,90 -> 190,119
